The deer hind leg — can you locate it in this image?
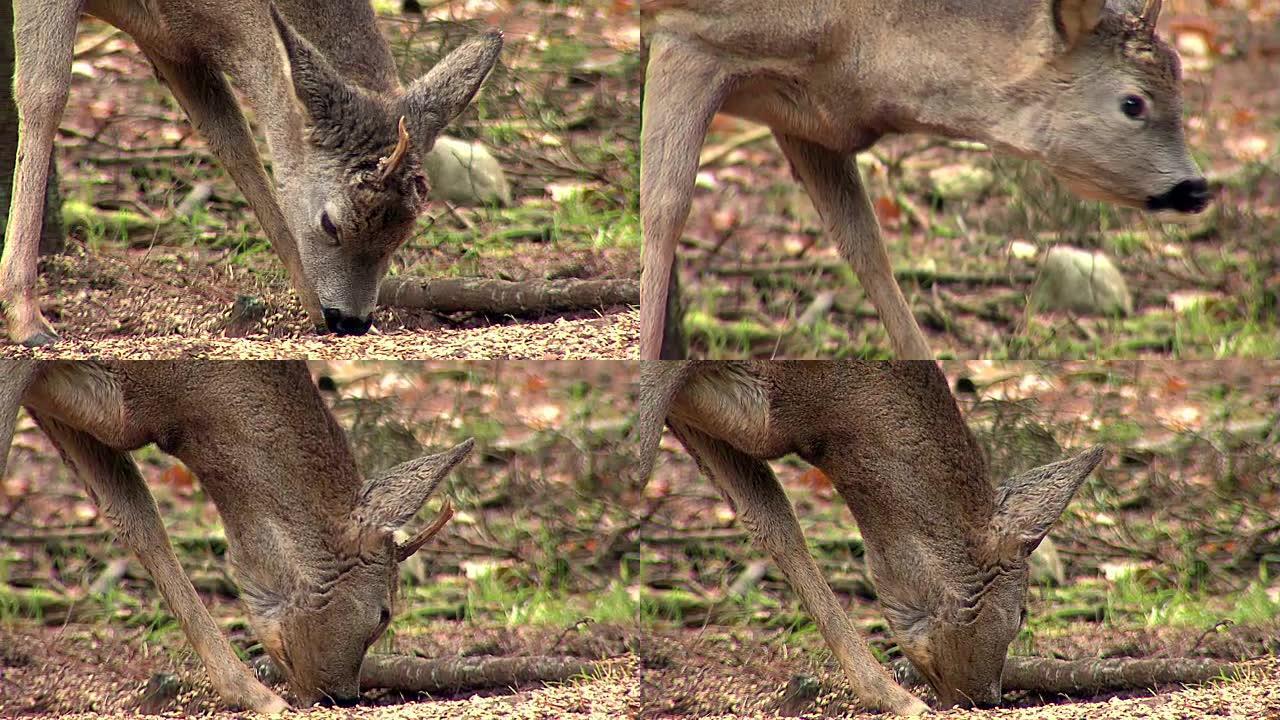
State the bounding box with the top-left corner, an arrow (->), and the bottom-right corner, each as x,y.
0,1 -> 81,346
145,55 -> 324,328
30,413 -> 288,713
668,420 -> 929,715
639,36 -> 731,359
773,134 -> 931,360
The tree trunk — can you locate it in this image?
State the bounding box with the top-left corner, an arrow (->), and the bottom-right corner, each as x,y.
379,277 -> 638,316
893,656 -> 1241,697
0,2 -> 63,256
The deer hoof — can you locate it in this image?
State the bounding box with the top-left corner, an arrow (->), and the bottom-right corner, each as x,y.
19,329 -> 58,348
249,690 -> 290,715
4,305 -> 59,346
891,696 -> 931,716
14,317 -> 59,347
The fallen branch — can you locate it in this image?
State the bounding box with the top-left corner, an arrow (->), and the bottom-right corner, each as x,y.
359,654 -> 614,694
699,126 -> 773,168
892,656 -> 1243,696
703,260 -> 1033,287
175,182 -> 216,218
378,277 -> 638,316
1127,417 -> 1277,458
796,291 -> 837,328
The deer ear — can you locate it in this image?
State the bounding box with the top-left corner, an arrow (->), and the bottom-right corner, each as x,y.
1138,0 -> 1163,34
1052,0 -> 1105,49
271,5 -> 383,142
993,446 -> 1104,555
398,29 -> 502,153
354,438 -> 474,531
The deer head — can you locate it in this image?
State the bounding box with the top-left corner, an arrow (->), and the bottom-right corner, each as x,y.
233,438 -> 474,706
869,447 -> 1105,708
270,8 -> 502,334
992,0 -> 1208,213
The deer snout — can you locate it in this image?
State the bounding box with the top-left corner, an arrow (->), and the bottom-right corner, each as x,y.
322,307 -> 374,336
935,683 -> 1001,709
1146,177 -> 1211,214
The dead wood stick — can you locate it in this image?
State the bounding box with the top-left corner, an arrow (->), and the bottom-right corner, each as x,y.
796,291 -> 837,328
726,559 -> 771,599
378,277 -> 638,315
359,654 -> 612,693
704,260 -> 1033,286
699,125 -> 773,167
175,181 -> 216,218
892,656 -> 1242,696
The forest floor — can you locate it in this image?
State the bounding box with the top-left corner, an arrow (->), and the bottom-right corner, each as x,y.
0,0 -> 638,359
636,360 -> 1280,717
0,623 -> 638,719
672,1 -> 1280,359
0,362 -> 642,717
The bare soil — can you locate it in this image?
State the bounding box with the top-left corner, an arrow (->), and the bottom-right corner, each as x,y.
0,244 -> 637,359
0,622 -> 638,718
637,625 -> 1280,719
637,360 -> 1279,719
6,1 -> 639,359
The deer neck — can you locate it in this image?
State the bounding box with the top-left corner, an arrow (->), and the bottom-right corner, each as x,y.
228,52 -> 311,186
271,0 -> 402,94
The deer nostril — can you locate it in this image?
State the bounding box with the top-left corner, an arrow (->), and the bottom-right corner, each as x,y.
322,308 -> 373,336
1146,178 -> 1211,214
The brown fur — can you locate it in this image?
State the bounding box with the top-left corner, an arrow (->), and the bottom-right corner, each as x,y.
635,361 -> 1103,713
638,0 -> 1204,359
0,361 -> 473,711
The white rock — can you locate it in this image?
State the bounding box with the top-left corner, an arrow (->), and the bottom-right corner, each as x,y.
1010,240 -> 1038,261
928,163 -> 994,201
423,136 -> 512,207
1169,290 -> 1217,315
1032,246 -> 1133,316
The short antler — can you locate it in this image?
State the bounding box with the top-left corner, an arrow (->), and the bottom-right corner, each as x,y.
396,497 -> 454,562
1139,0 -> 1163,31
378,117 -> 412,185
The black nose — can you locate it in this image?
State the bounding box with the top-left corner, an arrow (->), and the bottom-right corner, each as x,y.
1146,178 -> 1211,214
322,308 -> 373,336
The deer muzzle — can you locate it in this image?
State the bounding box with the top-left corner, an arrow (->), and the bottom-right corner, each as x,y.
1146,177 -> 1211,214
322,307 -> 374,336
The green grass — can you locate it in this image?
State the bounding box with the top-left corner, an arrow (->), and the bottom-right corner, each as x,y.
689,142 -> 1280,359
1021,574 -> 1280,638
402,570 -> 644,629
1104,575 -> 1280,629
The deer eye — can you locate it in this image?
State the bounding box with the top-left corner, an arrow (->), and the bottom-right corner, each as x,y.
320,211 -> 339,242
1121,95 -> 1147,120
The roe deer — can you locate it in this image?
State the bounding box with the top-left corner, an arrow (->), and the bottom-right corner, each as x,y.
0,360 -> 474,711
634,361 -> 1104,713
639,0 -> 1209,359
2,0 -> 501,345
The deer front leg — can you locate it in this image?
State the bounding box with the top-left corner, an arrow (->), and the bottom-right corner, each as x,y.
639,36 -> 732,359
146,55 -> 325,330
0,360 -> 37,481
0,1 -> 80,346
773,134 -> 932,360
33,415 -> 288,713
669,421 -> 929,715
